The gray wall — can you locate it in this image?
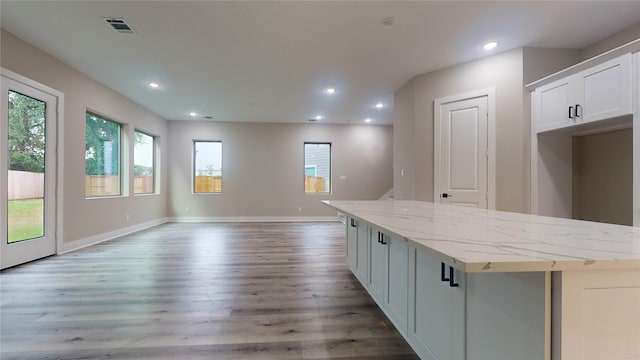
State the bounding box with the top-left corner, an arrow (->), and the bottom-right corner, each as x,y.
572,128 -> 633,226
580,23 -> 640,60
1,29 -> 169,243
393,48 -> 529,212
166,121 -> 392,218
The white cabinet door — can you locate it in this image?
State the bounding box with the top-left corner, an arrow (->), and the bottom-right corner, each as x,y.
383,234 -> 409,335
407,247 -> 465,360
354,220 -> 368,282
535,76 -> 575,133
575,53 -> 632,124
534,53 -> 632,134
367,228 -> 385,303
346,217 -> 358,270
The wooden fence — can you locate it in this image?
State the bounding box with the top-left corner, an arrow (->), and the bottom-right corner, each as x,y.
8,170 -> 44,200
195,176 -> 222,193
85,175 -> 120,197
85,175 -> 154,196
134,176 -> 154,194
305,175 -> 325,193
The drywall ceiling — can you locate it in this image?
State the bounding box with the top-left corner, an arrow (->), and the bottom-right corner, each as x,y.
2,1 -> 640,124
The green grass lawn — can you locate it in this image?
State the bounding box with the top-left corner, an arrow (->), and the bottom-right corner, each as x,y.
8,199 -> 44,243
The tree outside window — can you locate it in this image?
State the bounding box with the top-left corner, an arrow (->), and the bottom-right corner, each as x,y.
85,112 -> 121,197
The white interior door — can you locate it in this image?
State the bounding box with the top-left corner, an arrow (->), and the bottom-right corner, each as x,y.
435,94 -> 489,208
1,74 -> 58,269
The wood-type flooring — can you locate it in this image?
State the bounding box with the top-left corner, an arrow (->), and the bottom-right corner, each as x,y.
1,222 -> 419,359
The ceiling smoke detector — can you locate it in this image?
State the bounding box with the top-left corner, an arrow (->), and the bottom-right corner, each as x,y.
103,18 -> 136,34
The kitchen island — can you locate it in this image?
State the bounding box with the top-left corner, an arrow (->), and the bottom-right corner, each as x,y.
323,200 -> 640,360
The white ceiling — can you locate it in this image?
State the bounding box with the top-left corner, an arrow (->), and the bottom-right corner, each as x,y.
2,1 -> 640,125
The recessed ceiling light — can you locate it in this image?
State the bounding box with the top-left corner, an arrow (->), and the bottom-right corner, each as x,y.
483,41 -> 498,50
365,118 -> 372,123
325,87 -> 336,95
189,112 -> 197,117
315,115 -> 323,120
148,82 -> 160,88
375,103 -> 384,109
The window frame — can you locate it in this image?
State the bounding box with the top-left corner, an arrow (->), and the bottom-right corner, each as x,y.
303,142 -> 332,194
133,129 -> 156,195
193,140 -> 223,194
85,111 -> 123,198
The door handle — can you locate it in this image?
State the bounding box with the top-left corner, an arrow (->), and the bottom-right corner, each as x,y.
350,218 -> 357,227
442,193 -> 452,198
575,104 -> 581,118
568,106 -> 574,119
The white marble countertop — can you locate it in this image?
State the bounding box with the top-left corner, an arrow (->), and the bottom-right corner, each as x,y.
323,200 -> 640,273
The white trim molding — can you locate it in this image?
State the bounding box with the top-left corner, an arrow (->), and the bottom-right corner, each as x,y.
167,216 -> 340,223
58,218 -> 168,254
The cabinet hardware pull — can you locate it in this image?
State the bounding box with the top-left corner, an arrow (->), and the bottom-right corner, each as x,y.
441,262 -> 450,282
449,266 -> 459,287
568,106 -> 574,119
350,218 -> 356,227
381,235 -> 387,245
441,263 -> 459,287
575,104 -> 581,118
378,232 -> 382,244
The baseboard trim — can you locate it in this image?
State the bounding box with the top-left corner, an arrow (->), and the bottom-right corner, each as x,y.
167,216 -> 340,223
58,218 -> 169,254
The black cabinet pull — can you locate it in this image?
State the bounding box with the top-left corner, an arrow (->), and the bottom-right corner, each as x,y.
449,266 -> 459,287
441,262 -> 449,282
575,104 -> 581,118
441,262 -> 459,287
568,106 -> 574,119
350,218 -> 357,227
377,231 -> 387,245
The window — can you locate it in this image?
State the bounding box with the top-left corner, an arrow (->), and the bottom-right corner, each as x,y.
134,130 -> 155,194
85,112 -> 121,197
304,142 -> 331,193
194,141 -> 222,193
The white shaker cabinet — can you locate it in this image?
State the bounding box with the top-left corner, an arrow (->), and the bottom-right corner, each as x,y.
576,54 -> 632,124
533,76 -> 575,132
367,226 -> 410,336
406,246 -> 547,360
407,248 -> 465,360
533,53 -> 632,133
345,216 -> 368,283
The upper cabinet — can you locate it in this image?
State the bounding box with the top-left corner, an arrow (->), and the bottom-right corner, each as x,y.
533,53 -> 632,133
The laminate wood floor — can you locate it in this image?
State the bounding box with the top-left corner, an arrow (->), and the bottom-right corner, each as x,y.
1,222 -> 419,360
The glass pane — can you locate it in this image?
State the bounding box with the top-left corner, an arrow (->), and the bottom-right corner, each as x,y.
7,90 -> 46,243
304,143 -> 331,193
134,131 -> 154,194
85,113 -> 121,197
194,141 -> 222,193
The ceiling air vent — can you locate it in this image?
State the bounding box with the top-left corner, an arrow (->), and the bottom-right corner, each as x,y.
103,18 -> 136,34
